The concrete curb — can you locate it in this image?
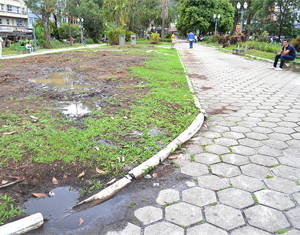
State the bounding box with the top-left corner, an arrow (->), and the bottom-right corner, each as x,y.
74,46 -> 205,208
0,213 -> 43,235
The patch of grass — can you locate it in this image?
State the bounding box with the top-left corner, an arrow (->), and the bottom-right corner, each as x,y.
277,228 -> 289,234
252,195 -> 258,204
0,194 -> 23,225
266,175 -> 274,179
175,164 -> 180,168
161,201 -> 178,208
190,154 -> 195,161
210,202 -> 217,206
194,178 -> 198,181
127,202 -> 136,208
290,198 -> 295,202
294,180 -> 300,186
141,199 -> 145,202
200,220 -> 205,224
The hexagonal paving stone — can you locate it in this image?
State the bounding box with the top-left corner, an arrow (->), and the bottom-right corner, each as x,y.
198,175 -> 229,190
231,146 -> 257,156
264,177 -> 300,194
187,223 -> 227,235
286,208 -> 300,230
173,154 -> 190,165
244,205 -> 289,233
105,222 -> 141,235
134,206 -> 162,225
231,175 -> 264,192
249,155 -> 279,166
182,187 -> 216,207
181,162 -> 209,177
237,121 -> 257,128
291,133 -> 300,139
251,127 -> 273,134
192,137 -> 214,146
262,140 -> 288,149
268,133 -> 292,141
210,126 -> 230,133
241,164 -> 272,179
231,126 -> 252,133
257,121 -> 278,128
211,163 -> 240,177
245,132 -> 269,140
222,154 -> 249,166
238,138 -> 263,148
217,188 -> 254,209
257,146 -> 282,157
205,144 -> 230,155
272,165 -> 300,180
144,222 -> 184,235
194,153 -> 220,165
272,127 -> 295,134
231,226 -> 271,235
165,202 -> 203,227
201,132 -> 222,139
222,132 -> 245,139
205,204 -> 245,230
292,192 -> 300,204
284,230 -> 300,235
287,140 -> 300,148
214,138 -> 238,147
254,190 -> 295,210
283,148 -> 300,157
278,121 -> 298,128
156,189 -> 180,205
185,145 -> 203,155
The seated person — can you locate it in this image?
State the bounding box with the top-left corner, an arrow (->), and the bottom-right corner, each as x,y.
25,42 -> 33,53
270,39 -> 296,71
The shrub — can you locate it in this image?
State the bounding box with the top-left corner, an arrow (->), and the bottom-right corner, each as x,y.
50,40 -> 64,48
125,31 -> 135,42
212,34 -> 221,43
106,24 -> 125,45
245,41 -> 281,53
85,38 -> 94,44
160,38 -> 172,42
150,33 -> 160,44
291,36 -> 300,52
203,36 -> 213,42
165,32 -> 172,38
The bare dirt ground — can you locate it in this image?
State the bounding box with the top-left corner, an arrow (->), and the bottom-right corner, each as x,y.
0,47 -> 150,223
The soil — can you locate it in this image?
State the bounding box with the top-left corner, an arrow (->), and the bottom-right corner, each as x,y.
0,48 -> 149,223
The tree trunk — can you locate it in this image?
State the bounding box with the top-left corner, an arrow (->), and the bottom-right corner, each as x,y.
67,0 -> 72,46
43,16 -> 51,48
162,18 -> 165,41
132,14 -> 135,33
231,11 -> 239,35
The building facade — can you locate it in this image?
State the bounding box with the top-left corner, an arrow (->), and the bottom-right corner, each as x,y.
0,0 -> 32,42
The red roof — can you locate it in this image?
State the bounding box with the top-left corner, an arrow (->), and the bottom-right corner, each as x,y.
169,27 -> 177,32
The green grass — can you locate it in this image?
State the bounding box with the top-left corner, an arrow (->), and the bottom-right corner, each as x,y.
0,194 -> 23,225
277,228 -> 289,234
0,46 -> 199,177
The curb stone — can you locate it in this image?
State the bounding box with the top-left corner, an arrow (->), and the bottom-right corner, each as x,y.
74,47 -> 205,208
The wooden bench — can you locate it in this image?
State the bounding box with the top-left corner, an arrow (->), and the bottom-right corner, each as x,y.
16,46 -> 30,54
239,45 -> 248,56
291,53 -> 300,72
232,45 -> 240,54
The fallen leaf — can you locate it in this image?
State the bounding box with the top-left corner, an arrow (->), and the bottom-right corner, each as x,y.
18,144 -> 23,147
107,178 -> 116,185
32,193 -> 47,198
18,122 -> 28,125
94,146 -> 99,151
78,171 -> 85,178
96,167 -> 107,174
152,173 -> 158,178
52,177 -> 59,184
79,217 -> 84,226
1,180 -> 8,185
123,145 -> 129,148
63,174 -> 68,179
30,116 -> 38,119
3,132 -> 15,135
168,154 -> 177,159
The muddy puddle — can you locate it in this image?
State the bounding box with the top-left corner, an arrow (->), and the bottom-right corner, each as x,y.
23,187 -> 125,232
30,72 -> 101,117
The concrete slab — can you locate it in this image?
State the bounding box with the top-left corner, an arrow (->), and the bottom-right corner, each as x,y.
230,175 -> 265,192
182,187 -> 216,207
187,223 -> 227,235
254,190 -> 295,210
134,206 -> 162,225
211,163 -> 241,177
144,222 -> 184,235
197,175 -> 229,190
217,188 -> 254,209
181,162 -> 209,177
156,189 -> 180,205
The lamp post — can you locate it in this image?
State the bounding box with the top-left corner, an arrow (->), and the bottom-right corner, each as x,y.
79,18 -> 84,44
213,14 -> 220,35
237,2 -> 248,34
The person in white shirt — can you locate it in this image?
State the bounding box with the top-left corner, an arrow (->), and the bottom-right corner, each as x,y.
26,42 -> 33,53
0,37 -> 4,59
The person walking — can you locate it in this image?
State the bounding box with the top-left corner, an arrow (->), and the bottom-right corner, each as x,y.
0,36 -> 4,60
83,36 -> 86,46
188,31 -> 195,49
270,39 -> 296,71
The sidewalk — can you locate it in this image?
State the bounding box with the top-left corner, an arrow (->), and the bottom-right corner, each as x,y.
102,41 -> 300,235
2,44 -> 102,60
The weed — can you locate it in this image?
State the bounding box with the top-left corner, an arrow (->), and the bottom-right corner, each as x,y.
200,220 -> 205,224
127,202 -> 136,208
141,199 -> 145,202
175,164 -> 180,168
190,154 -> 195,161
161,201 -> 178,208
210,202 -> 217,206
277,228 -> 288,234
252,195 -> 258,204
219,188 -> 223,191
294,180 -> 300,186
266,175 -> 274,179
0,194 -> 23,225
194,178 -> 198,181
290,198 -> 295,202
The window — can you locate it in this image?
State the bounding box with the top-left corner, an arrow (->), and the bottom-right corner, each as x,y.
1,4 -> 4,11
7,5 -> 12,12
0,19 -> 2,25
22,7 -> 25,14
17,7 -> 20,13
7,19 -> 9,25
29,18 -> 33,28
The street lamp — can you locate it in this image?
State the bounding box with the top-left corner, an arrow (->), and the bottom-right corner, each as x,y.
213,14 -> 220,35
79,18 -> 84,45
237,1 -> 248,34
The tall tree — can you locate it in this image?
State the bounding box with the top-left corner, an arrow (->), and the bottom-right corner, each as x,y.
161,0 -> 170,40
24,0 -> 56,47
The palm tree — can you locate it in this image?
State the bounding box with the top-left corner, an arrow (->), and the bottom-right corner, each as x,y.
161,0 -> 169,41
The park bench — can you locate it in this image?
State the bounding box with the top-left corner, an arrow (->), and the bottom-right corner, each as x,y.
232,45 -> 240,54
239,45 -> 248,56
16,46 -> 30,54
291,53 -> 300,72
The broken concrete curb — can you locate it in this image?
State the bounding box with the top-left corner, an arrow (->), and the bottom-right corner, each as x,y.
0,213 -> 43,235
74,46 -> 205,208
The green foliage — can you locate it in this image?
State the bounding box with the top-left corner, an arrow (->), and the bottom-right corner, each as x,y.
85,38 -> 94,44
150,32 -> 160,44
58,23 -> 80,39
165,32 -> 172,38
105,24 -> 125,45
261,31 -> 268,38
125,31 -> 135,42
34,21 -> 45,41
291,36 -> 300,52
212,34 -> 221,43
0,194 -> 23,225
245,41 -> 282,53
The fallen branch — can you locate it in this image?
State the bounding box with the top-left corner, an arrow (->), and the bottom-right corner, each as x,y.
0,179 -> 23,189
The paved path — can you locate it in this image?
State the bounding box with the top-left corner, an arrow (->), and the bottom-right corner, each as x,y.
103,42 -> 300,235
2,44 -> 102,60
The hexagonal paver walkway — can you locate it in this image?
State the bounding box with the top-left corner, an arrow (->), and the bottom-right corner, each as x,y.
103,41 -> 300,235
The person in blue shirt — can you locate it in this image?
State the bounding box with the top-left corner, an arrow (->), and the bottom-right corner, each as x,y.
188,31 -> 195,49
270,39 -> 296,71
